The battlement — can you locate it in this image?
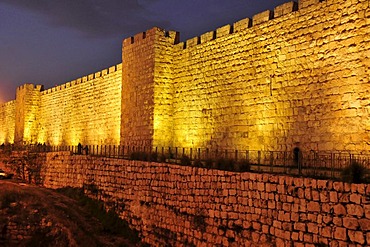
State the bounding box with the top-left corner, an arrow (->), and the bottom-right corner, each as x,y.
40,63 -> 122,95
122,27 -> 180,48
0,100 -> 15,108
2,0 -> 369,152
17,84 -> 43,92
174,0 -> 323,50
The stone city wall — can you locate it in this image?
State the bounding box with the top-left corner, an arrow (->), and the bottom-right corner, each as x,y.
40,152 -> 370,246
170,0 -> 370,151
0,101 -> 16,144
1,0 -> 370,153
37,64 -> 122,146
0,64 -> 122,146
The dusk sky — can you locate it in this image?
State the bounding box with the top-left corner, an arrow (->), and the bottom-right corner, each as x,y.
0,0 -> 288,103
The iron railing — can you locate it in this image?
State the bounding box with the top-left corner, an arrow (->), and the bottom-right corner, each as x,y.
1,144 -> 370,181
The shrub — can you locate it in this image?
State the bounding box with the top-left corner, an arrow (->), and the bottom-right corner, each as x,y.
193,159 -> 203,168
129,151 -> 159,162
180,155 -> 192,166
215,157 -> 235,171
130,151 -> 148,161
341,161 -> 367,184
57,187 -> 140,243
235,159 -> 251,172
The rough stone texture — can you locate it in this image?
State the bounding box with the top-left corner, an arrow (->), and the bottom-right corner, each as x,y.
38,152 -> 370,246
38,65 -> 122,145
14,84 -> 43,144
1,0 -> 370,152
0,101 -> 16,144
0,66 -> 122,146
171,0 -> 370,151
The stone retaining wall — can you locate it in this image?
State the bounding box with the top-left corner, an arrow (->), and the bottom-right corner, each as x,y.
40,152 -> 370,246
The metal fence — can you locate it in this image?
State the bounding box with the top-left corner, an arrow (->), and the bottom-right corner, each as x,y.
2,144 -> 370,181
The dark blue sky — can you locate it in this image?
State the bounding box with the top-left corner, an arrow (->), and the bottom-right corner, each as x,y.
0,0 -> 288,103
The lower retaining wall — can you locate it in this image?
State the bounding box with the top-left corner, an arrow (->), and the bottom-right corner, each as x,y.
40,152 -> 370,246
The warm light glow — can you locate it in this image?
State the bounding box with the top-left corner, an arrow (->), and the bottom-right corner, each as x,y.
32,65 -> 122,146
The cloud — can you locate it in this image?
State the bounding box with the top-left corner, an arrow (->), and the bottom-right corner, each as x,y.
1,0 -> 170,38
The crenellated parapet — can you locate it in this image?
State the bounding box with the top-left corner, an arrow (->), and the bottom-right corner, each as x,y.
122,27 -> 179,49
41,64 -> 122,95
2,0 -> 370,152
174,0 -> 325,50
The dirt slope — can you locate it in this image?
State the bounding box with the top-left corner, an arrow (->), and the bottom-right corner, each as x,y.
0,180 -> 139,247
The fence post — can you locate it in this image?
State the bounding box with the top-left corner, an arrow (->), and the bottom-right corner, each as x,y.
298,151 -> 302,176
269,151 -> 273,173
283,151 -> 287,174
190,148 -> 193,160
198,148 -> 201,160
331,153 -> 334,179
258,151 -> 261,172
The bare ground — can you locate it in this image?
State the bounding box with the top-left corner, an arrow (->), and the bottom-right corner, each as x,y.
0,179 -> 140,247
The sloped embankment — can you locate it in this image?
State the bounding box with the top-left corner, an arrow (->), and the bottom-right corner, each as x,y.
0,180 -> 140,247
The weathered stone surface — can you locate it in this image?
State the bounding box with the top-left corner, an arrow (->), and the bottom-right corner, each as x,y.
1,0 -> 370,153
334,227 -> 347,241
343,217 -> 359,230
31,151 -> 370,246
334,204 -> 347,216
347,204 -> 364,217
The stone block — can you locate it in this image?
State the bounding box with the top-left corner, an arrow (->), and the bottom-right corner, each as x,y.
307,201 -> 320,212
333,204 -> 346,216
274,2 -> 297,18
349,193 -> 361,204
343,217 -> 359,230
298,0 -> 320,10
359,219 -> 370,231
252,10 -> 273,25
200,31 -> 215,43
334,227 -> 347,241
329,191 -> 338,203
233,18 -> 251,32
216,25 -> 231,38
347,204 -> 364,217
348,230 -> 365,245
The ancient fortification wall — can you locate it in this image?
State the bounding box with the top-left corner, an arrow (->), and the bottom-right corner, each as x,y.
0,101 -> 16,144
0,65 -> 122,146
39,152 -> 370,246
121,28 -> 178,147
1,0 -> 370,153
170,0 -> 370,151
37,64 -> 122,146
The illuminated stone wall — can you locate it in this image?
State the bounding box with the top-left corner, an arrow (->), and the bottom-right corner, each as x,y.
0,101 -> 16,144
37,65 -> 122,146
169,0 -> 370,152
121,28 -> 178,147
1,0 -> 370,152
14,84 -> 43,144
1,65 -> 122,146
38,152 -> 370,246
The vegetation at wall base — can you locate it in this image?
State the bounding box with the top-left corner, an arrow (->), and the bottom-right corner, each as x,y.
341,161 -> 369,184
180,155 -> 192,166
56,186 -> 140,244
